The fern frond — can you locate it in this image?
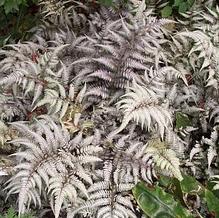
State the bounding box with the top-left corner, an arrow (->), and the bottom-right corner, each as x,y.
49,169 -> 88,218
6,118 -> 102,216
34,84 -> 86,120
69,161 -> 137,218
104,136 -> 155,184
146,138 -> 183,181
0,45 -> 69,109
0,93 -> 28,121
109,81 -> 172,139
72,11 -> 174,103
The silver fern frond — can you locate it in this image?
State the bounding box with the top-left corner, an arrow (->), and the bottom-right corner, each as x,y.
69,161 -> 137,218
109,81 -> 172,139
6,118 -> 102,216
34,83 -> 86,120
146,138 -> 183,181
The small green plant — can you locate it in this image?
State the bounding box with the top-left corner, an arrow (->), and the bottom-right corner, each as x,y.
0,0 -> 39,47
0,207 -> 33,218
161,0 -> 195,17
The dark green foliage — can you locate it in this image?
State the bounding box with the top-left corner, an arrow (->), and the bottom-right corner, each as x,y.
175,112 -> 192,129
161,5 -> 172,17
180,176 -> 219,217
133,176 -> 219,217
161,0 -> 195,17
0,207 -> 33,218
132,182 -> 193,218
0,0 -> 37,14
97,0 -> 113,6
97,0 -> 128,7
0,0 -> 39,47
205,190 -> 219,217
180,175 -> 202,194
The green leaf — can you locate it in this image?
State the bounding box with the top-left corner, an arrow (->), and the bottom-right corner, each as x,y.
204,189 -> 219,217
0,207 -> 34,218
180,175 -> 203,194
158,175 -> 173,187
0,35 -> 11,47
132,182 -> 193,218
176,112 -> 191,129
2,0 -> 29,14
178,2 -> 188,13
159,176 -> 186,206
173,0 -> 182,7
161,5 -> 173,18
98,0 -> 113,6
158,175 -> 219,217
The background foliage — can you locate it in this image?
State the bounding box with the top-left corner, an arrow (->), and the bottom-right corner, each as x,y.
0,0 -> 39,46
161,0 -> 195,17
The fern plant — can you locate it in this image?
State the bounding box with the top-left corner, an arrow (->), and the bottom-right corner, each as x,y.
72,11 -> 175,103
0,0 -> 219,217
108,81 -> 172,139
5,117 -> 102,217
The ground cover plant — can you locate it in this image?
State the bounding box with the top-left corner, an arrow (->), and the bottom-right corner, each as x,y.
0,0 -> 219,217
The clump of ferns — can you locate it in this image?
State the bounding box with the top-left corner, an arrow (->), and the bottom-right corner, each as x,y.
69,162 -> 139,218
68,133 -> 183,218
5,116 -> 102,217
0,40 -> 94,136
72,13 -> 175,103
1,107 -> 183,218
0,43 -> 45,83
171,6 -> 219,91
107,78 -> 175,141
68,136 -> 152,218
208,105 -> 219,190
0,1 -> 218,217
167,35 -> 218,114
34,82 -> 83,118
169,16 -> 219,92
0,44 -> 73,118
88,3 -> 128,36
101,79 -> 184,177
177,2 -> 219,28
